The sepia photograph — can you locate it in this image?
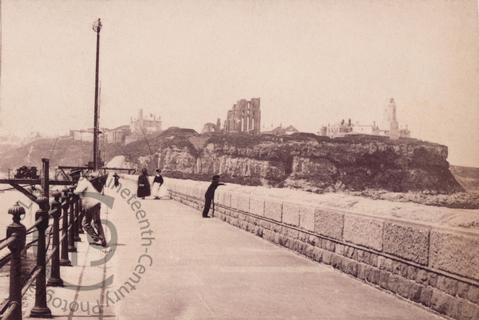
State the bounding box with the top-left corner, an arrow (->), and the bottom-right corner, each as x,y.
0,0 -> 478,319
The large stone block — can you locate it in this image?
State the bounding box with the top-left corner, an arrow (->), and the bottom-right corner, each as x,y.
194,186 -> 204,199
430,289 -> 453,316
314,209 -> 344,240
214,189 -> 222,202
282,202 -> 301,226
264,199 -> 282,222
250,198 -> 264,216
430,230 -> 479,280
344,215 -> 383,251
299,206 -> 315,232
218,192 -> 231,207
231,193 -> 250,212
189,186 -> 196,197
383,222 -> 430,265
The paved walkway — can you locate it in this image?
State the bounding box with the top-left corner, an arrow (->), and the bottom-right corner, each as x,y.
27,180 -> 444,320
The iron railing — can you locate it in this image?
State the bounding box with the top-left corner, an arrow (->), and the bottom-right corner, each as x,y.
0,161 -> 105,320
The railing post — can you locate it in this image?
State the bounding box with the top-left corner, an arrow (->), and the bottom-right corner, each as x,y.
68,188 -> 76,253
41,158 -> 49,199
59,188 -> 71,266
73,188 -> 81,242
78,200 -> 84,234
30,197 -> 52,318
47,191 -> 63,286
7,204 -> 26,320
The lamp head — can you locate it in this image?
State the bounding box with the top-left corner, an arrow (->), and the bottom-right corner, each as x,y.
92,18 -> 102,32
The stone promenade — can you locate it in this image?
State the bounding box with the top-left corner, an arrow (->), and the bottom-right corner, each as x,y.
25,179 -> 444,319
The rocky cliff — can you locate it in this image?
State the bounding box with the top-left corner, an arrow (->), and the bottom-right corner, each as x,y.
120,128 -> 463,194
0,128 -> 463,194
450,165 -> 479,192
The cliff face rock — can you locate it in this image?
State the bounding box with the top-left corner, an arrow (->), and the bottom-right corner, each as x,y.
123,128 -> 463,194
450,165 -> 479,192
0,128 -> 461,194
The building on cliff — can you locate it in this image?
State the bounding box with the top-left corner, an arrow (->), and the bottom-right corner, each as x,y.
318,98 -> 410,139
223,98 -> 261,134
103,125 -> 131,144
125,109 -> 162,144
69,110 -> 162,145
70,128 -> 100,142
384,98 -> 410,140
202,118 -> 222,134
130,109 -> 162,135
71,126 -> 131,144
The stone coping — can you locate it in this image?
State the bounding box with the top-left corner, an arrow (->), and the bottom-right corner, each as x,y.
159,177 -> 479,233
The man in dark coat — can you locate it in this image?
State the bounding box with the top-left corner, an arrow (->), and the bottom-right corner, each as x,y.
113,172 -> 120,187
137,168 -> 151,199
202,175 -> 225,218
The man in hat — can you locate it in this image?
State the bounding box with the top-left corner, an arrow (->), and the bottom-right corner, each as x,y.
202,175 -> 225,218
113,172 -> 120,187
74,173 -> 107,247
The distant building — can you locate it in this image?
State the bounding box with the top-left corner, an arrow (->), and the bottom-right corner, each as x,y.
318,98 -> 410,139
70,128 -> 108,144
384,98 -> 410,139
103,125 -> 131,144
70,128 -> 95,142
125,109 -> 162,144
71,126 -> 131,144
400,126 -> 410,138
223,98 -> 261,134
70,108 -> 162,145
320,119 -> 356,138
202,119 -> 222,134
386,98 -> 399,139
130,109 -> 162,135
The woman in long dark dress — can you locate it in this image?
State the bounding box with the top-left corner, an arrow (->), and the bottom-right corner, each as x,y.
137,168 -> 151,199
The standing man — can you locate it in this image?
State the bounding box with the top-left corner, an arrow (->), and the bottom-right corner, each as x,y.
202,175 -> 225,218
74,174 -> 107,247
113,172 -> 120,187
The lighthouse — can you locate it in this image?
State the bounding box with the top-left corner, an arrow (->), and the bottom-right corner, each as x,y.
386,98 -> 400,140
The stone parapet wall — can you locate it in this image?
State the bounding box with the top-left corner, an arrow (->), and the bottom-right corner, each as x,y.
166,178 -> 479,320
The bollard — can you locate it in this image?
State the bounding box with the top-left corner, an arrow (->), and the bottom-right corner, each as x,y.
68,188 -> 77,253
59,189 -> 71,266
47,191 -> 63,286
73,190 -> 81,242
7,204 -> 26,320
30,197 -> 52,318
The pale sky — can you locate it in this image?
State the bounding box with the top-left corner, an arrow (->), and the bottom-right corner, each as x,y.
1,0 -> 479,166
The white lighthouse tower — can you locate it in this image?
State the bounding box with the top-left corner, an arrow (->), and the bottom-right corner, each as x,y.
386,98 -> 400,140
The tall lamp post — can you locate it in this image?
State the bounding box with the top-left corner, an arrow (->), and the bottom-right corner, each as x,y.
92,18 -> 102,170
